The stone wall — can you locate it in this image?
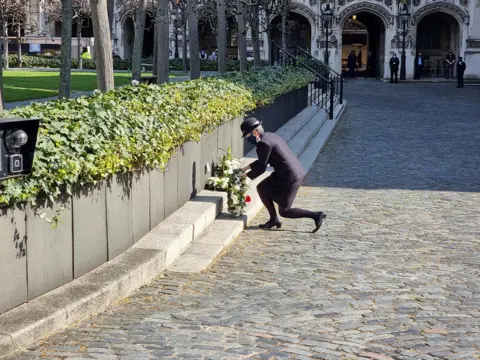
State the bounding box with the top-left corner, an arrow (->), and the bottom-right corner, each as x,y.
0,86 -> 308,315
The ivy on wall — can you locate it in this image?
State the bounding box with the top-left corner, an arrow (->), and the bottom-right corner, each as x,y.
0,66 -> 314,212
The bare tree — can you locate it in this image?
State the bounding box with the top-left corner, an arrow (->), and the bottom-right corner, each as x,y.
44,0 -> 91,70
236,0 -> 247,71
0,41 -> 4,110
245,2 -> 261,67
91,0 -> 114,92
0,0 -> 29,70
170,0 -> 188,72
9,4 -> 37,68
187,0 -> 200,78
131,0 -> 149,80
156,0 -> 169,83
216,0 -> 226,72
59,0 -> 73,99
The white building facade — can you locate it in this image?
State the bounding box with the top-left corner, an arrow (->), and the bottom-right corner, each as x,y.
20,0 -> 480,79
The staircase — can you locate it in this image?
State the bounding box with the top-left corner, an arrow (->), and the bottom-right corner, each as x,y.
270,42 -> 344,120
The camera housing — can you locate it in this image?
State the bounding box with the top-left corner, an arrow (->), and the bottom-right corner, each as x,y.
0,117 -> 41,181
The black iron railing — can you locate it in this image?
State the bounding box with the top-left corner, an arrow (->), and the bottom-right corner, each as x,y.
270,42 -> 343,120
294,45 -> 343,80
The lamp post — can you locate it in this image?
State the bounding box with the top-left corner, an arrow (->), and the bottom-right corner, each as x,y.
321,3 -> 334,66
399,1 -> 410,80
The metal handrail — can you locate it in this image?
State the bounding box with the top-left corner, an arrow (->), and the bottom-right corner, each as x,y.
294,45 -> 343,78
271,42 -> 329,82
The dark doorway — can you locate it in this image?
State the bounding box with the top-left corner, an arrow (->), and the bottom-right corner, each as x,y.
122,17 -> 135,60
271,12 -> 312,53
415,12 -> 460,77
142,14 -> 155,58
341,12 -> 385,78
198,18 -> 216,55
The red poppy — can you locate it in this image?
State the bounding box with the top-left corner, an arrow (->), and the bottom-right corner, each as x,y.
245,195 -> 251,203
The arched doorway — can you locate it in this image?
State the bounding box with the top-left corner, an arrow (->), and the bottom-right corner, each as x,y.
415,12 -> 460,77
198,18 -> 216,55
197,16 -> 238,59
271,12 -> 312,53
122,17 -> 135,60
341,11 -> 386,78
142,14 -> 155,58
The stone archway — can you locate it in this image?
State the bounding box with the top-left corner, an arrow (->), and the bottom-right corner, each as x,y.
411,3 -> 469,78
122,17 -> 135,60
271,11 -> 313,53
337,3 -> 393,78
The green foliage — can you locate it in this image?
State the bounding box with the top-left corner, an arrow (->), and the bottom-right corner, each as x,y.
220,66 -> 314,106
7,55 -> 271,72
0,66 -> 312,210
168,58 -> 270,72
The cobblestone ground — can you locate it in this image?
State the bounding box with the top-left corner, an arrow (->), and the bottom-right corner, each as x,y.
7,81 -> 480,360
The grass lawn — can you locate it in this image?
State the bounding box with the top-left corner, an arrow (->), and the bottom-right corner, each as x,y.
3,71 -> 181,103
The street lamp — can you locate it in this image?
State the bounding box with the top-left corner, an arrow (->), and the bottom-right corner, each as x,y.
398,1 -> 410,80
321,3 -> 334,66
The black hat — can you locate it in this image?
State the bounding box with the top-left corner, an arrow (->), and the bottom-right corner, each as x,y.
240,117 -> 262,138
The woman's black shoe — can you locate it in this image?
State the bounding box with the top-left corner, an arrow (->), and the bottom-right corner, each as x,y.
259,220 -> 282,229
312,212 -> 327,233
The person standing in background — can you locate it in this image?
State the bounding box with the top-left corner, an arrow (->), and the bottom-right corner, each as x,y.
415,52 -> 424,80
389,52 -> 399,84
446,50 -> 456,79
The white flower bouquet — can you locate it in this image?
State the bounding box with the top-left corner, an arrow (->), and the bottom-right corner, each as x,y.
205,147 -> 250,217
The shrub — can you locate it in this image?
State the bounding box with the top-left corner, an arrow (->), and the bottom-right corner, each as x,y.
0,66 -> 313,209
6,54 -> 269,72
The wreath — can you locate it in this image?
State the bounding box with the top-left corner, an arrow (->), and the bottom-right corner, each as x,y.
205,147 -> 250,217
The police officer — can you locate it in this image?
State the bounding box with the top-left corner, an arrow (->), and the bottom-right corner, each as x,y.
240,117 -> 327,233
456,56 -> 466,88
389,52 -> 399,84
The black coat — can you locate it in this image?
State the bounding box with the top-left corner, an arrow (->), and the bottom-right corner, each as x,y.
248,132 -> 306,185
457,61 -> 466,74
389,57 -> 399,70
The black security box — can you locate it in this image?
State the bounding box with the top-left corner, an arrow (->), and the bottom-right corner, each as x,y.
0,117 -> 41,181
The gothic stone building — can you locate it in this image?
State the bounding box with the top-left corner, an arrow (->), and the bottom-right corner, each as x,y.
21,0 -> 480,80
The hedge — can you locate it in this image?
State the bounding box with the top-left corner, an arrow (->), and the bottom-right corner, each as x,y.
6,54 -> 269,72
0,66 -> 314,208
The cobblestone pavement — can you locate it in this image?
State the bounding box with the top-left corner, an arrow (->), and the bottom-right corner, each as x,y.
6,81 -> 480,360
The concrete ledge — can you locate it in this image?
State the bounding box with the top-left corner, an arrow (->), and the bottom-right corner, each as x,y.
0,105 -> 321,359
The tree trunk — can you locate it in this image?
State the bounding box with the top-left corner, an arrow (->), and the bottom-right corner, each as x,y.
187,0 -> 200,79
77,19 -> 83,70
2,23 -> 8,70
59,0 -> 73,99
251,5 -> 261,68
264,9 -> 273,64
237,0 -> 247,72
216,0 -> 226,73
0,40 -> 4,110
281,9 -> 287,52
182,23 -> 188,72
132,0 -> 148,81
152,22 -> 158,76
17,24 -> 22,67
156,0 -> 169,84
91,0 -> 114,92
